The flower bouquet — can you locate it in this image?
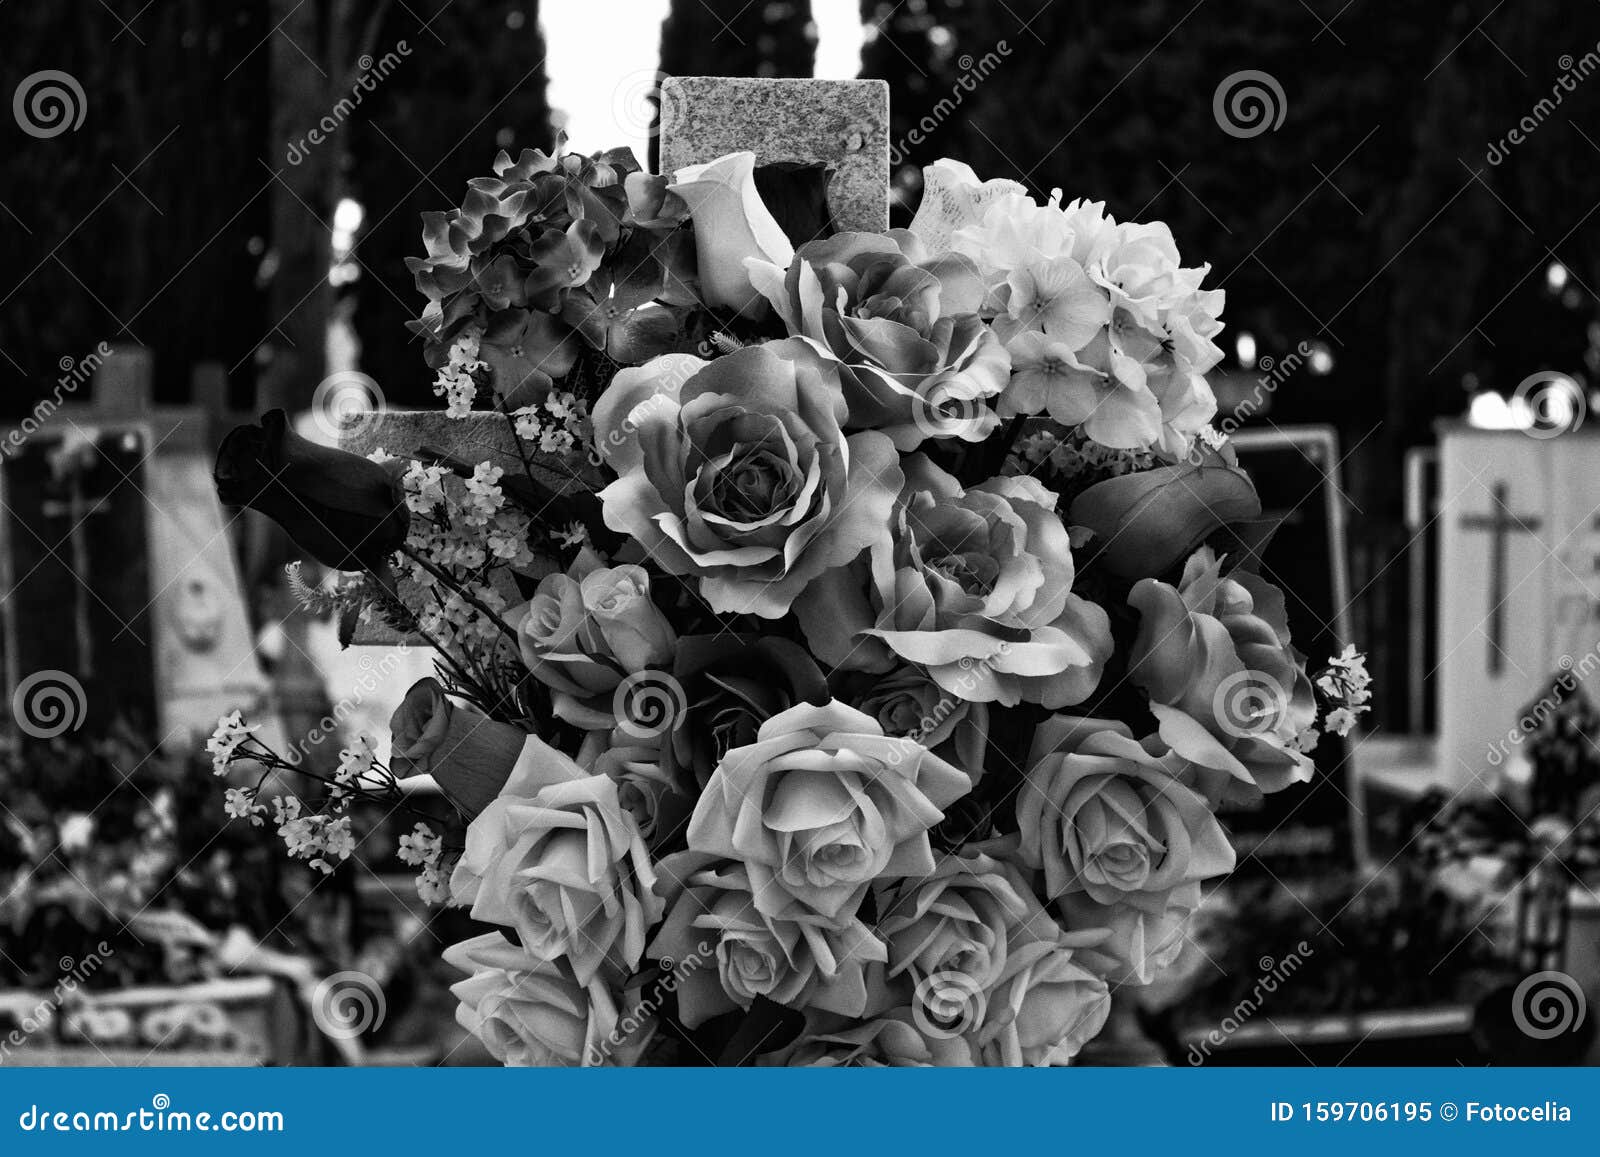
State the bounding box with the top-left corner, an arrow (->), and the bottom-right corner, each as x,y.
211,138 -> 1369,1066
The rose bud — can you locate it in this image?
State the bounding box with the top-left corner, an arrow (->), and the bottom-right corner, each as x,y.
213,409 -> 409,571
1067,451 -> 1259,581
389,678 -> 532,820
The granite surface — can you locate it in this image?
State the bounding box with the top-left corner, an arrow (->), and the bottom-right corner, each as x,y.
659,76 -> 890,234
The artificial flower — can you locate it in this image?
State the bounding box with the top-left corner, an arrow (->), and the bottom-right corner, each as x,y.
770,1010 -> 974,1066
797,453 -> 1112,709
1127,547 -> 1317,801
591,339 -> 902,618
512,549 -> 677,729
686,701 -> 973,922
453,770 -> 662,986
746,230 -> 1006,448
387,677 -> 531,820
668,151 -> 795,317
1067,449 -> 1261,580
648,852 -> 889,1027
847,664 -> 990,778
444,932 -> 645,1066
213,410 -> 408,571
668,634 -> 830,787
1014,716 -> 1235,907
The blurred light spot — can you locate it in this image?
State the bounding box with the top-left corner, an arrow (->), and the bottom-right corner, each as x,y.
1547,261 -> 1569,293
1234,330 -> 1257,369
1468,390 -> 1526,430
1307,341 -> 1334,375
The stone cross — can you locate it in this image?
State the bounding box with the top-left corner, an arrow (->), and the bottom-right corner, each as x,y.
1457,481 -> 1543,676
658,76 -> 890,232
341,77 -> 894,643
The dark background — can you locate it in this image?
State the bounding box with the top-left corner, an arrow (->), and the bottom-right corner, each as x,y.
4,0 -> 1600,728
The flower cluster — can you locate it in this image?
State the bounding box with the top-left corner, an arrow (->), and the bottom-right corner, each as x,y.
213,139 -> 1371,1067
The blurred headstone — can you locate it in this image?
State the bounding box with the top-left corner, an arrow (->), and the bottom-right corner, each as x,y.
1435,422 -> 1600,785
27,346 -> 274,747
0,421 -> 155,732
1222,426 -> 1356,874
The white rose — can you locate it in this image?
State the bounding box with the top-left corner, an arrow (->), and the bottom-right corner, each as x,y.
669,151 -> 793,318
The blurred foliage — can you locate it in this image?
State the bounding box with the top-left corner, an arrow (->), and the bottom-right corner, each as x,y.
0,724 -> 329,989
0,3 -> 271,413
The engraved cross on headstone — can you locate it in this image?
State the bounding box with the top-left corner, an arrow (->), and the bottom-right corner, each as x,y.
1459,480 -> 1544,676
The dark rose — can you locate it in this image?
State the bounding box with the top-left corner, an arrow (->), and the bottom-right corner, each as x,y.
214,409 -> 409,571
389,678 -> 530,820
669,635 -> 830,786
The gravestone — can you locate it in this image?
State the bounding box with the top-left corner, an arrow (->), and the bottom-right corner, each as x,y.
658,76 -> 889,233
342,76 -> 894,644
1222,426 -> 1358,874
0,414 -> 155,732
7,345 -> 276,747
1435,421 -> 1600,784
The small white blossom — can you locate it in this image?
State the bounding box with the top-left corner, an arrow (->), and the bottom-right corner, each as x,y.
207,710 -> 259,775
